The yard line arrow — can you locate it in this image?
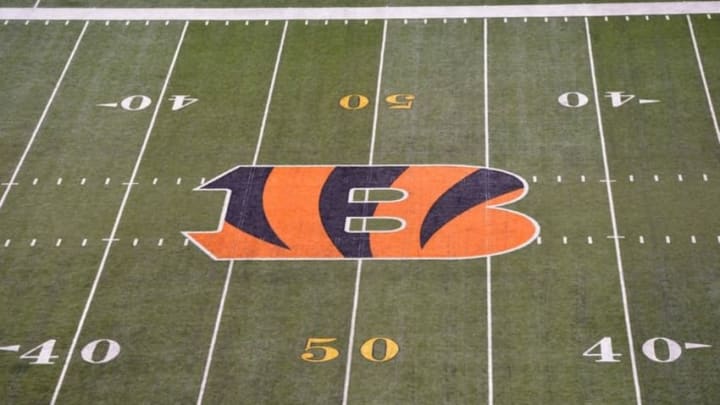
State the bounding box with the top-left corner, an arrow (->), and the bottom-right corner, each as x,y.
96,102 -> 118,108
685,342 -> 712,350
639,99 -> 661,104
0,345 -> 20,352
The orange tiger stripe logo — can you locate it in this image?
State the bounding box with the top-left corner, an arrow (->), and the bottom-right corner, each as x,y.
184,165 -> 539,260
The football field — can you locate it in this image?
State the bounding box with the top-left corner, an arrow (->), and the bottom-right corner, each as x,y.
1,2 -> 719,404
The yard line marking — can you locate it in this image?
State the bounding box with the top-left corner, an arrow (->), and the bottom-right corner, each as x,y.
581,174 -> 586,182
483,18 -> 494,405
703,173 -> 708,181
253,20 -> 288,166
30,238 -> 36,247
50,21 -> 189,405
585,17 -> 642,405
4,239 -> 10,247
588,236 -> 594,244
343,20 -> 387,405
55,238 -> 62,247
0,21 -> 87,213
691,235 -> 696,244
653,174 -> 659,182
196,20 -> 288,405
677,173 -> 684,182
368,19 -> 388,166
687,15 -> 720,145
3,2 -> 720,21
639,235 -> 645,244
157,238 -> 164,246
536,236 -> 542,245
665,235 -> 672,244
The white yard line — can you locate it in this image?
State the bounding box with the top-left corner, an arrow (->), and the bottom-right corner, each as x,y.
584,17 -> 642,405
0,21 -> 87,212
483,17 -> 493,405
1,2 -> 720,21
196,20 -> 288,405
686,15 -> 720,145
50,21 -> 189,405
32,0 -> 41,8
342,19 -> 387,405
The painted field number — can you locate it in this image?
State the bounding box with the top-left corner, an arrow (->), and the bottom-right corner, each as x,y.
339,94 -> 416,110
301,336 -> 400,363
12,339 -> 121,365
97,94 -> 198,111
300,337 -> 340,363
584,336 -> 711,364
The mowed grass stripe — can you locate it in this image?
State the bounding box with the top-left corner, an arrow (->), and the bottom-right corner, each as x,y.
590,16 -> 720,403
0,22 -> 82,190
348,19 -> 488,404
489,18 -> 636,404
51,22 -> 284,403
0,22 -> 181,403
200,20 -> 382,404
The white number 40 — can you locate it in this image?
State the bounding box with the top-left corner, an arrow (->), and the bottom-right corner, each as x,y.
19,339 -> 120,365
582,336 -> 622,363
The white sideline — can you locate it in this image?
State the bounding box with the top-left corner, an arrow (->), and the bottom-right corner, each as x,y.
1,2 -> 720,21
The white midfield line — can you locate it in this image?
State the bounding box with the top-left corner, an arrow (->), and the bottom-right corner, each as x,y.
483,17 -> 493,405
687,15 -> 720,145
584,17 -> 642,405
196,20 -> 288,405
50,21 -> 189,405
342,18 -> 387,405
0,21 -> 88,212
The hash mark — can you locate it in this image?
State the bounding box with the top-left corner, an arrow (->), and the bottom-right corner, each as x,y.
645,15 -> 649,21
703,173 -> 708,181
204,20 -> 209,26
365,19 -> 369,25
523,17 -> 527,23
536,236 -> 542,245
665,235 -> 671,244
639,235 -> 645,244
3,20 -> 8,25
691,235 -> 697,244
544,17 -> 548,22
587,236 -> 593,244
80,178 -> 86,185
503,18 -> 507,23
33,178 -> 38,185
463,18 -> 467,24
564,17 -> 568,22
184,238 -> 190,246
581,175 -> 586,182
562,236 -> 568,244
30,238 -> 36,247
176,177 -> 182,185
245,20 -> 249,25
225,21 -> 229,26
65,20 -> 69,26
556,175 -> 562,183
653,174 -> 659,182
266,20 -> 270,26
625,16 -> 630,21
344,20 -> 348,25
125,20 -> 130,26
57,177 -> 62,185
132,238 -> 138,247
629,174 -> 634,182
665,15 -> 670,20
158,238 -> 164,247
423,19 -> 427,24
145,20 -> 149,26
45,20 -> 49,25
604,16 -> 608,22
678,174 -> 684,182
304,20 -> 308,25
403,19 -> 407,24
82,238 -> 87,247
56,238 -> 62,247
104,20 -> 109,26
707,14 -> 712,19
532,175 -> 537,183
153,177 -> 158,185
443,18 -> 447,24
4,239 -> 10,247
165,20 -> 169,26
105,177 -> 110,185
200,177 -> 206,184
24,20 -> 29,25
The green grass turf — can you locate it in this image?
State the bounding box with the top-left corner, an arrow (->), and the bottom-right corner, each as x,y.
0,12 -> 719,405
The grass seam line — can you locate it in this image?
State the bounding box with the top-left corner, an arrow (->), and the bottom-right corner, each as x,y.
195,20 -> 289,405
686,14 -> 720,145
584,17 -> 643,405
0,21 -> 88,212
50,21 -> 189,405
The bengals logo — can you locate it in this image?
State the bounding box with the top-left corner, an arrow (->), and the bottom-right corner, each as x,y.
184,165 -> 539,260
